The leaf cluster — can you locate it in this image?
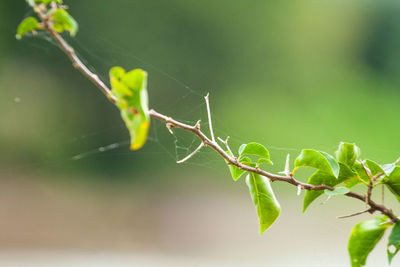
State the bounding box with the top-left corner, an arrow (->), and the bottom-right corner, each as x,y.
16,0 -> 77,40
226,141 -> 400,266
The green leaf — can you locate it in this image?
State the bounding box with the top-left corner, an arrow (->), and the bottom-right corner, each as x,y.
388,222 -> 400,264
238,144 -> 246,155
348,217 -> 389,267
383,166 -> 400,203
348,162 -> 371,188
295,149 -> 339,177
52,9 -> 78,37
238,142 -> 273,167
245,173 -> 281,235
16,17 -> 40,40
365,160 -> 384,176
337,163 -> 358,184
228,156 -> 251,181
336,142 -> 360,167
257,158 -> 273,166
302,171 -> 336,212
324,187 -> 350,196
303,163 -> 357,212
240,142 -> 270,159
110,67 -> 150,150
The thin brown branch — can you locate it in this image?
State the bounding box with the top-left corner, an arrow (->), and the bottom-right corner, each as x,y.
31,2 -> 399,224
218,136 -> 235,158
337,208 -> 373,219
366,173 -> 385,206
176,142 -> 205,164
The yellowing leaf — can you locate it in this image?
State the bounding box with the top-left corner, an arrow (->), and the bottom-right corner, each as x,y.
110,67 -> 150,150
52,9 -> 78,37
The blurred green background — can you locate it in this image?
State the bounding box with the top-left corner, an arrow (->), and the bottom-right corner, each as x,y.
1,0 -> 400,266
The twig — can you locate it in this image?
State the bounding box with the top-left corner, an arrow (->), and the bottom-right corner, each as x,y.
360,160 -> 372,179
31,4 -> 399,224
366,173 -> 384,207
218,136 -> 234,158
337,209 -> 372,219
204,93 -> 215,142
176,142 -> 205,164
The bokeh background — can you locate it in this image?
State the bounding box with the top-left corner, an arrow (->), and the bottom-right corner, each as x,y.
1,0 -> 400,266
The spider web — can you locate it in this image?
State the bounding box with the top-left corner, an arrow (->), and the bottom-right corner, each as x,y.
4,26 -> 400,179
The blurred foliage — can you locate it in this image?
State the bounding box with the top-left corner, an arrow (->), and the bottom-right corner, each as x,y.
1,0 -> 400,181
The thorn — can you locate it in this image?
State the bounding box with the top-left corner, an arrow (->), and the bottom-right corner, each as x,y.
194,120 -> 201,130
166,122 -> 174,134
279,154 -> 291,176
360,160 -> 372,178
297,185 -> 301,196
204,93 -> 215,142
320,195 -> 331,205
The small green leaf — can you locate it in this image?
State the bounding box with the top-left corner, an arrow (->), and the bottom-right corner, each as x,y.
388,222 -> 400,264
336,142 -> 360,167
349,162 -> 371,188
16,17 -> 40,40
52,9 -> 78,37
383,166 -> 400,203
348,217 -> 389,267
238,144 -> 246,155
228,156 -> 251,181
257,158 -> 273,166
110,67 -> 150,150
239,142 -> 271,162
295,149 -> 339,177
302,171 -> 336,212
238,143 -> 272,167
324,187 -> 350,196
229,165 -> 245,181
365,160 -> 384,176
337,163 -> 358,184
303,163 -> 357,212
246,173 -> 281,235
